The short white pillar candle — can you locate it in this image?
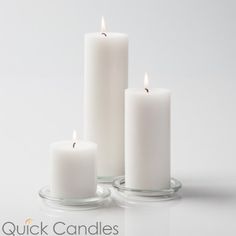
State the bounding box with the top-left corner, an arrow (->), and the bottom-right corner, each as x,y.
50,131 -> 97,199
125,73 -> 171,190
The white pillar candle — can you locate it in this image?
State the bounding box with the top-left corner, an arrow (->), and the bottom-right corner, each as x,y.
125,73 -> 171,190
84,17 -> 128,178
50,131 -> 97,199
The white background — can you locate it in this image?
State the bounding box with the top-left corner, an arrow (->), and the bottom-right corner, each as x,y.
0,0 -> 235,235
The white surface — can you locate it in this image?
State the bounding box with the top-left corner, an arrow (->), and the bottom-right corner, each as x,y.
0,0 -> 235,235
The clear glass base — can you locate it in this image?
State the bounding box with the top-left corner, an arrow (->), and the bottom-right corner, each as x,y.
38,185 -> 111,210
97,176 -> 116,184
112,176 -> 182,202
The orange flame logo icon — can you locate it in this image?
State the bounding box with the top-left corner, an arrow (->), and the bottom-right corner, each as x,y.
25,218 -> 33,225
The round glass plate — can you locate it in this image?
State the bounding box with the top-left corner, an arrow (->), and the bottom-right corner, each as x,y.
97,176 -> 116,184
39,185 -> 111,210
112,176 -> 182,201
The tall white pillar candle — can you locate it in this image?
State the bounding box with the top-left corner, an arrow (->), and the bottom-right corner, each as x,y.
51,131 -> 97,198
125,74 -> 171,190
84,18 -> 128,178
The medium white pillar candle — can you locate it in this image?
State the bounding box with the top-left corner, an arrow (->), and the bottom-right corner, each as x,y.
125,74 -> 171,190
51,131 -> 97,199
84,17 -> 128,178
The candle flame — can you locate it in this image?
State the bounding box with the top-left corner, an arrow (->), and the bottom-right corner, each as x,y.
144,72 -> 149,93
72,130 -> 77,148
72,130 -> 77,141
101,16 -> 106,33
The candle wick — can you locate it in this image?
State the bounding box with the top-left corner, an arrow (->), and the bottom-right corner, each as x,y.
145,88 -> 149,93
73,142 -> 76,148
101,32 -> 107,37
